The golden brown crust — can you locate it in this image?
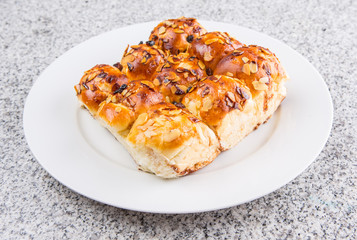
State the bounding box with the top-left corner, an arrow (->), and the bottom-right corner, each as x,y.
182,75 -> 251,127
151,53 -> 206,103
74,64 -> 129,113
121,44 -> 166,81
190,31 -> 244,72
149,17 -> 207,55
214,45 -> 287,98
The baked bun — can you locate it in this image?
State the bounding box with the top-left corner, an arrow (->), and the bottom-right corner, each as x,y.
151,53 -> 206,103
149,17 -> 207,55
190,31 -> 244,73
74,64 -> 129,113
121,44 -> 166,81
75,17 -> 288,178
214,45 -> 287,117
127,103 -> 220,178
182,75 -> 254,150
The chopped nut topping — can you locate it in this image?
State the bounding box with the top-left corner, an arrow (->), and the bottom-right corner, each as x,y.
218,39 -> 225,44
205,38 -> 218,45
140,57 -> 147,64
204,51 -> 213,62
183,72 -> 189,78
136,113 -> 148,126
171,85 -> 177,94
198,60 -> 205,70
146,41 -> 155,46
233,50 -> 244,56
259,77 -> 269,84
166,71 -> 176,80
242,57 -> 249,63
174,29 -> 184,33
141,81 -> 154,89
74,84 -> 81,94
178,62 -> 191,69
127,62 -> 134,71
250,61 -> 258,73
126,55 -> 135,62
169,109 -> 182,115
158,26 -> 166,35
163,129 -> 181,142
225,96 -> 234,108
227,91 -> 236,102
177,85 -> 188,93
201,86 -> 210,97
242,64 -> 250,75
164,20 -> 173,26
202,98 -> 213,111
82,82 -> 89,90
252,80 -> 268,91
153,78 -> 161,86
163,62 -> 171,68
144,130 -> 158,138
260,47 -> 271,54
226,72 -> 234,77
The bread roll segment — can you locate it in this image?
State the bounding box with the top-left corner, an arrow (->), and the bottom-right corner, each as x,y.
182,75 -> 255,150
75,17 -> 288,178
127,103 -> 220,178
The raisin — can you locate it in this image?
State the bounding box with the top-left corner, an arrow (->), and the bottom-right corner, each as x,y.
186,35 -> 194,43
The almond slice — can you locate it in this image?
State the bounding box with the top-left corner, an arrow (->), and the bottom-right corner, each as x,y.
136,113 -> 148,126
204,51 -> 213,62
141,81 -> 154,89
173,29 -> 184,34
242,64 -> 250,75
227,91 -> 236,102
204,38 -> 218,45
153,78 -> 161,86
242,57 -> 249,63
198,60 -> 205,70
163,129 -> 181,142
259,77 -> 269,84
226,72 -> 233,77
202,98 -> 213,111
252,80 -> 268,91
158,26 -> 166,35
250,62 -> 258,73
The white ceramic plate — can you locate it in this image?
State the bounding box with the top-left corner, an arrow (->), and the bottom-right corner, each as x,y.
23,20 -> 333,214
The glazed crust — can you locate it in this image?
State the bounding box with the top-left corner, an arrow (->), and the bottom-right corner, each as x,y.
190,31 -> 244,72
121,44 -> 166,81
74,64 -> 129,113
149,17 -> 207,55
75,17 -> 288,177
182,75 -> 251,127
151,53 -> 206,103
214,45 -> 287,98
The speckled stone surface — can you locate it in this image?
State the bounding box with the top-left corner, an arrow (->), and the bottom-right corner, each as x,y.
1,0 -> 356,239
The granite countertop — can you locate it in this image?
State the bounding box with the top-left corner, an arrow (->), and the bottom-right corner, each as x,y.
1,0 -> 356,239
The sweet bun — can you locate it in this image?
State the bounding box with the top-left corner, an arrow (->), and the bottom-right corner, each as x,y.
75,17 -> 288,178
149,17 -> 207,55
190,31 -> 244,73
121,44 -> 166,81
151,53 -> 206,103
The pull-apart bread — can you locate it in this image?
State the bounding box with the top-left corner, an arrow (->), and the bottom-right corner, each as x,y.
75,17 -> 288,178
